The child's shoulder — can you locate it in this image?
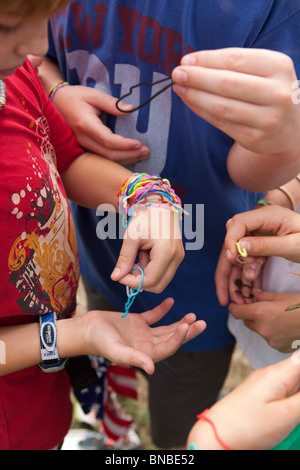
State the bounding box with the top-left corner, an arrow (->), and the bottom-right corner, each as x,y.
9,59 -> 48,110
20,58 -> 40,82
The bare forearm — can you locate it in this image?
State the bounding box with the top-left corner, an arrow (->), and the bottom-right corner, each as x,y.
0,316 -> 84,377
61,152 -> 131,209
227,143 -> 300,192
37,57 -> 64,95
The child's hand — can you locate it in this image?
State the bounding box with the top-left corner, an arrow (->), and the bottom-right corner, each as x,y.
52,84 -> 150,165
82,298 -> 206,375
215,243 -> 263,307
224,205 -> 300,264
187,357 -> 300,450
229,290 -> 300,353
111,206 -> 185,293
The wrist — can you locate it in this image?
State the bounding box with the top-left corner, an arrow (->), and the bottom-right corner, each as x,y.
188,408 -> 236,451
188,417 -> 226,450
263,177 -> 300,210
56,315 -> 86,359
276,186 -> 296,210
262,187 -> 293,209
49,80 -> 70,102
118,173 -> 185,228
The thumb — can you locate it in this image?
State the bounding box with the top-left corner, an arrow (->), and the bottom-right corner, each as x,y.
111,238 -> 140,287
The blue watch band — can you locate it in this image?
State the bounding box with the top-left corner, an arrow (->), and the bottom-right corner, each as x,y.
39,312 -> 68,373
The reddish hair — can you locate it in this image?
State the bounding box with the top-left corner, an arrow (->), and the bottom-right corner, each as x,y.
0,0 -> 70,18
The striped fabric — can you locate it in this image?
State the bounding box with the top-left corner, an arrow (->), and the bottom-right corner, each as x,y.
0,80 -> 6,110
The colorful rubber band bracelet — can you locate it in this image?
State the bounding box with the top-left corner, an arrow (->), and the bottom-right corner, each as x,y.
49,81 -> 69,101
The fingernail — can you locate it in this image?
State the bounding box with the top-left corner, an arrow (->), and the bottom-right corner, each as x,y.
239,240 -> 251,252
181,55 -> 196,65
245,269 -> 256,281
226,249 -> 233,260
132,143 -> 142,150
173,69 -> 188,84
173,84 -> 186,95
140,150 -> 150,160
120,102 -> 134,111
111,267 -> 120,278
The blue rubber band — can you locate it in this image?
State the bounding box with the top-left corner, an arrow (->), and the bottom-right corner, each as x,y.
121,267 -> 144,318
188,443 -> 198,450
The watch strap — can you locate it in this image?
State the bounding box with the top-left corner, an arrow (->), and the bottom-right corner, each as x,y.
39,312 -> 68,373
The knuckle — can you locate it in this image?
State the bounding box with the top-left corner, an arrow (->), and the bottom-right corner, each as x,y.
117,252 -> 129,265
230,214 -> 239,224
146,278 -> 164,294
229,214 -> 243,227
208,114 -> 223,129
73,119 -> 86,134
101,137 -> 114,149
212,101 -> 229,119
219,76 -> 236,95
263,112 -> 281,132
226,217 -> 233,227
250,305 -> 263,321
242,127 -> 263,149
279,53 -> 294,73
152,285 -> 164,294
272,87 -> 292,107
225,49 -> 244,69
225,220 -> 236,235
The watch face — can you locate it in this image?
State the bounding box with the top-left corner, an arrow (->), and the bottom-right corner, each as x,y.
41,322 -> 56,352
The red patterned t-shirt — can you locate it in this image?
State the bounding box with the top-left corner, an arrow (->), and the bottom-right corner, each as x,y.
0,59 -> 83,450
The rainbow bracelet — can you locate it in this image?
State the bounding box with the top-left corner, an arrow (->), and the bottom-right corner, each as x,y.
118,173 -> 185,227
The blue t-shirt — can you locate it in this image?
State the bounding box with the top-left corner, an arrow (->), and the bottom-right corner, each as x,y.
48,0 -> 300,351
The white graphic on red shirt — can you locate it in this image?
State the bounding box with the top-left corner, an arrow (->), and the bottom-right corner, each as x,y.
7,114 -> 79,317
